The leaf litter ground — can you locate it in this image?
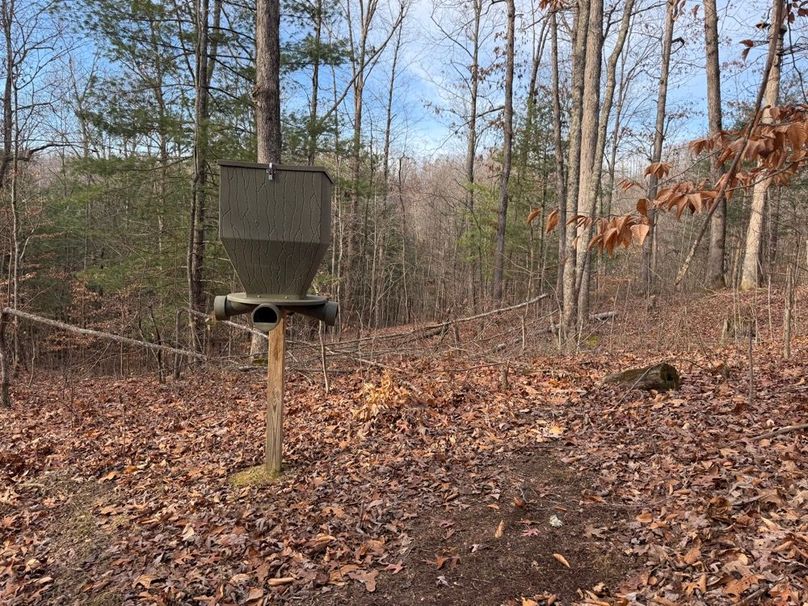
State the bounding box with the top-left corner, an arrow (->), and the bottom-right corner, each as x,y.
1,289 -> 806,605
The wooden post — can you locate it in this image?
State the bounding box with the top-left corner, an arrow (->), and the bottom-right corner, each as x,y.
265,311 -> 286,475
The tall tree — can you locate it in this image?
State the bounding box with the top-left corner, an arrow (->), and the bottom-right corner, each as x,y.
639,0 -> 675,294
491,0 -> 515,303
248,0 -> 282,359
186,0 -> 223,354
576,0 -> 636,323
561,0 -> 591,332
740,0 -> 784,291
465,0 -> 483,304
549,9 -> 566,297
256,0 -> 282,164
570,0 -> 604,327
704,0 -> 726,288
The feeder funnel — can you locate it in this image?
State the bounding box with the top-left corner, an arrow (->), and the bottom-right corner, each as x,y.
214,161 -> 337,328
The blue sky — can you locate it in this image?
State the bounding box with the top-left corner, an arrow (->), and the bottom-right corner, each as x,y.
335,0 -> 808,162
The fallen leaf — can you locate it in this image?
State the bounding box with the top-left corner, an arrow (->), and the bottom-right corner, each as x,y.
494,520 -> 505,538
245,588 -> 264,602
682,545 -> 701,565
349,569 -> 379,593
553,553 -> 570,568
181,524 -> 195,541
134,574 -> 156,589
724,575 -> 759,597
636,511 -> 654,524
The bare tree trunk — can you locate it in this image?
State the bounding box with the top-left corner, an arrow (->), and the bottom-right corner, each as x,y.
550,10 -> 566,297
492,0 -> 515,303
306,0 -> 323,165
187,0 -> 222,355
573,0 -> 604,315
250,0 -> 282,359
9,143 -> 19,367
377,25 -> 403,327
740,0 -> 783,291
256,0 -> 281,162
783,264 -> 794,359
397,156 -> 410,324
0,311 -> 10,407
767,187 -> 781,271
640,0 -> 675,294
1,0 -> 18,368
561,0 -> 591,332
576,0 -> 635,324
704,0 -> 726,288
674,0 -> 784,288
0,0 -> 12,189
465,0 -> 482,307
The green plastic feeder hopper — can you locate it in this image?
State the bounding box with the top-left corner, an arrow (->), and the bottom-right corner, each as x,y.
213,161 -> 337,331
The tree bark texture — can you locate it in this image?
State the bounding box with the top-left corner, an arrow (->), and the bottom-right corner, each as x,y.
550,11 -> 567,297
740,0 -> 784,291
604,362 -> 681,391
704,0 -> 726,288
187,0 -> 222,355
576,0 -> 635,324
492,0 -> 515,303
561,0 -> 591,332
250,0 -> 282,358
640,0 -> 675,294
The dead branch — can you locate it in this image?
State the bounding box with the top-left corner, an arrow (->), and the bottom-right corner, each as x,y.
751,423 -> 808,440
188,308 -> 268,340
2,308 -> 205,360
322,295 -> 549,350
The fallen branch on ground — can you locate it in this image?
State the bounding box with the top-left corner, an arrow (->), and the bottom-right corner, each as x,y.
2,308 -> 205,360
751,423 -> 808,440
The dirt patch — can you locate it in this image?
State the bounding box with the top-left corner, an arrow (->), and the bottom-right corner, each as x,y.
322,447 -> 633,605
39,474 -> 121,605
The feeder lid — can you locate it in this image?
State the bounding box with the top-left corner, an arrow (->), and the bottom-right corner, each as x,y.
218,160 -> 333,184
225,292 -> 329,308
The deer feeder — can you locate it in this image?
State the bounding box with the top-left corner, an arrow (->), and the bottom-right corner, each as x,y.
213,161 -> 337,331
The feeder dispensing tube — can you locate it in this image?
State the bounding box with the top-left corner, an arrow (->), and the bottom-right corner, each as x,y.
295,301 -> 338,326
213,295 -> 252,321
213,295 -> 339,327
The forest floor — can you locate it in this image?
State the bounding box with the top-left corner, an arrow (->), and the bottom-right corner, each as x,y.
0,288 -> 806,605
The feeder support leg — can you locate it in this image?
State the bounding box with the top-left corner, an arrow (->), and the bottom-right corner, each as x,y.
265,311 -> 285,475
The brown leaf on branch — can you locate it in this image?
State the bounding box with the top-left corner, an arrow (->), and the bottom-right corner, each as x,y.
631,223 -> 650,245
644,162 -> 671,179
618,177 -> 643,191
545,208 -> 559,232
636,198 -> 649,217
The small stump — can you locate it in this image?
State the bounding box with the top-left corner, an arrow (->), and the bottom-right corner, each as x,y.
604,363 -> 681,391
